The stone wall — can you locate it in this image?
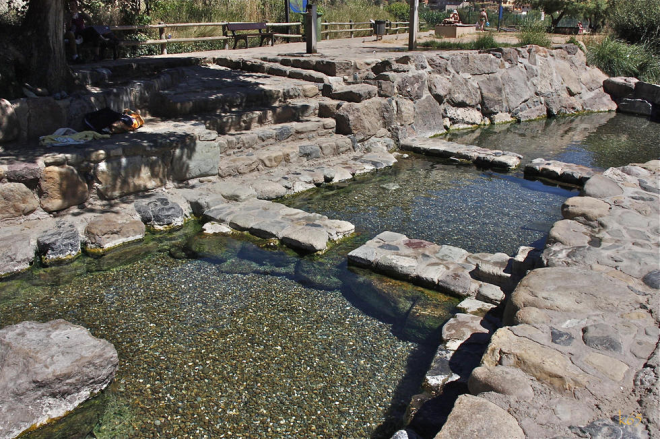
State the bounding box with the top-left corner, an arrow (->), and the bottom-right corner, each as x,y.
604,77 -> 660,121
325,45 -> 617,142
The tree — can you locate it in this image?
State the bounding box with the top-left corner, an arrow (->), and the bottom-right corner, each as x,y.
16,0 -> 74,94
515,0 -> 585,28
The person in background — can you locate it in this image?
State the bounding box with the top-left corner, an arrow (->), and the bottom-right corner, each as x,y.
64,0 -> 119,63
478,8 -> 488,31
442,9 -> 461,25
577,21 -> 584,35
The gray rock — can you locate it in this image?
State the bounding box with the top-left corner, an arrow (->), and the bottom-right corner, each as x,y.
413,95 -> 445,137
618,98 -> 653,116
347,245 -> 379,267
428,74 -> 451,105
435,394 -> 525,439
635,81 -> 660,105
252,181 -> 287,200
299,144 -> 322,160
442,313 -> 494,348
0,320 -> 118,439
134,197 -> 185,230
642,270 -> 660,289
280,225 -> 329,253
603,77 -> 638,100
547,219 -> 591,247
570,417 -> 648,439
0,98 -> 19,143
172,139 -> 221,180
85,214 -> 146,251
457,298 -> 496,316
395,72 -> 428,101
468,365 -> 534,399
450,53 -> 502,76
476,283 -> 505,305
328,84 -> 378,103
561,196 -> 610,221
582,174 -> 623,198
551,327 -> 575,346
39,165 -> 89,213
583,324 -> 623,353
0,182 -> 39,220
435,245 -> 469,263
216,182 -> 257,202
478,73 -> 505,115
391,429 -> 422,439
37,222 -> 81,265
0,233 -> 35,277
446,74 -> 481,108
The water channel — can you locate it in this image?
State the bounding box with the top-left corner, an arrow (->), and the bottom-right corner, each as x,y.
1,113 -> 659,438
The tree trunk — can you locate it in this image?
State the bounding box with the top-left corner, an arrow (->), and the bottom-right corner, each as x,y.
19,0 -> 74,93
550,10 -> 566,29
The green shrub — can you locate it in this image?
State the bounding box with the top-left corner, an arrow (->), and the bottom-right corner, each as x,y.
419,4 -> 448,27
518,20 -> 551,47
472,33 -> 497,50
385,2 -> 409,22
609,0 -> 660,53
587,37 -> 660,84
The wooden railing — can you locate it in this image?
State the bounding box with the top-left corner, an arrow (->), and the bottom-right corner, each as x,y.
109,22 -> 302,54
108,19 -> 410,54
319,20 -> 409,39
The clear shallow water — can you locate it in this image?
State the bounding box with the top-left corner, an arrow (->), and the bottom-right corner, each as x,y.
2,113 -> 659,438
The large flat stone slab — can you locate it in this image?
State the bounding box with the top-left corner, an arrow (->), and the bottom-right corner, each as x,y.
203,198 -> 354,253
348,232 -> 507,299
524,158 -> 596,185
400,137 -> 521,170
0,320 -> 118,439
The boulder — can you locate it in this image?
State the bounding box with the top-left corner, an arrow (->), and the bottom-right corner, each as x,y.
215,182 -> 257,202
603,77 -> 638,100
0,182 -> 39,220
4,162 -> 42,185
635,81 -> 660,105
85,214 -> 146,251
0,99 -> 19,143
39,165 -> 89,212
561,196 -> 610,221
477,73 -> 506,115
446,74 -> 481,108
468,365 -> 535,399
280,225 -> 329,252
395,72 -> 428,101
413,95 -> 445,137
0,320 -> 118,439
546,219 -> 591,247
252,181 -> 287,200
335,98 -> 392,141
171,139 -> 221,181
434,394 -> 524,439
0,233 -> 36,277
442,313 -> 495,349
449,53 -> 502,76
37,222 -> 81,265
581,174 -> 623,198
428,74 -> 451,105
328,84 -> 378,103
618,98 -> 653,116
134,196 -> 185,230
95,156 -> 168,199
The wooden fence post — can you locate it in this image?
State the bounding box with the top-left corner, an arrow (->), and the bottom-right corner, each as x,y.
159,22 -> 167,55
350,19 -> 354,38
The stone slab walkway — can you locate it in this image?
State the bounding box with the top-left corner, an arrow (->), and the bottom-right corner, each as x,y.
524,158 -> 596,185
400,137 -> 522,170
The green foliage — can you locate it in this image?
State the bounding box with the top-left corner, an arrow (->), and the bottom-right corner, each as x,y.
608,0 -> 660,54
587,37 -> 660,84
385,2 -> 409,22
518,20 -> 551,47
420,33 -> 512,50
566,35 -> 585,52
419,4 -> 448,27
472,33 -> 498,50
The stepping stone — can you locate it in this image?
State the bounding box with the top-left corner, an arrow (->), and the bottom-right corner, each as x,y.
400,137 -> 522,170
134,196 -> 185,231
37,222 -> 81,266
524,158 -> 595,185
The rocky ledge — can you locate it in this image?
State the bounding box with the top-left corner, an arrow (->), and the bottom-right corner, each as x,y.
428,160 -> 660,438
0,320 -> 118,439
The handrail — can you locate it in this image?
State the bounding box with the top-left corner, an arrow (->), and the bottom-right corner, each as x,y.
109,18 -> 409,54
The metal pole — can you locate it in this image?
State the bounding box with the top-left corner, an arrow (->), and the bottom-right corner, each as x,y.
497,0 -> 503,31
408,0 -> 418,51
305,3 -> 317,54
285,0 -> 290,33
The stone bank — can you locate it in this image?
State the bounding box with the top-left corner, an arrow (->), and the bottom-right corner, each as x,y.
1,42 -> 655,438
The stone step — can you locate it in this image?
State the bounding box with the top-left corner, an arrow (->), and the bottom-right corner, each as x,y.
200,197 -> 355,253
148,64 -> 321,118
524,158 -> 596,185
257,55 -> 368,78
72,57 -> 203,87
216,57 -> 334,85
347,231 -> 513,298
400,137 -> 522,170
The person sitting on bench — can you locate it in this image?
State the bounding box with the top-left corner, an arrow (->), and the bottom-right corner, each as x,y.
65,0 -> 119,62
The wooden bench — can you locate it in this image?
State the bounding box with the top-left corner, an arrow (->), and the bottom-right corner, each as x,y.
225,22 -> 273,49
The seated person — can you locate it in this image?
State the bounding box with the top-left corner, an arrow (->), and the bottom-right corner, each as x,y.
442,10 -> 461,25
64,0 -> 119,62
